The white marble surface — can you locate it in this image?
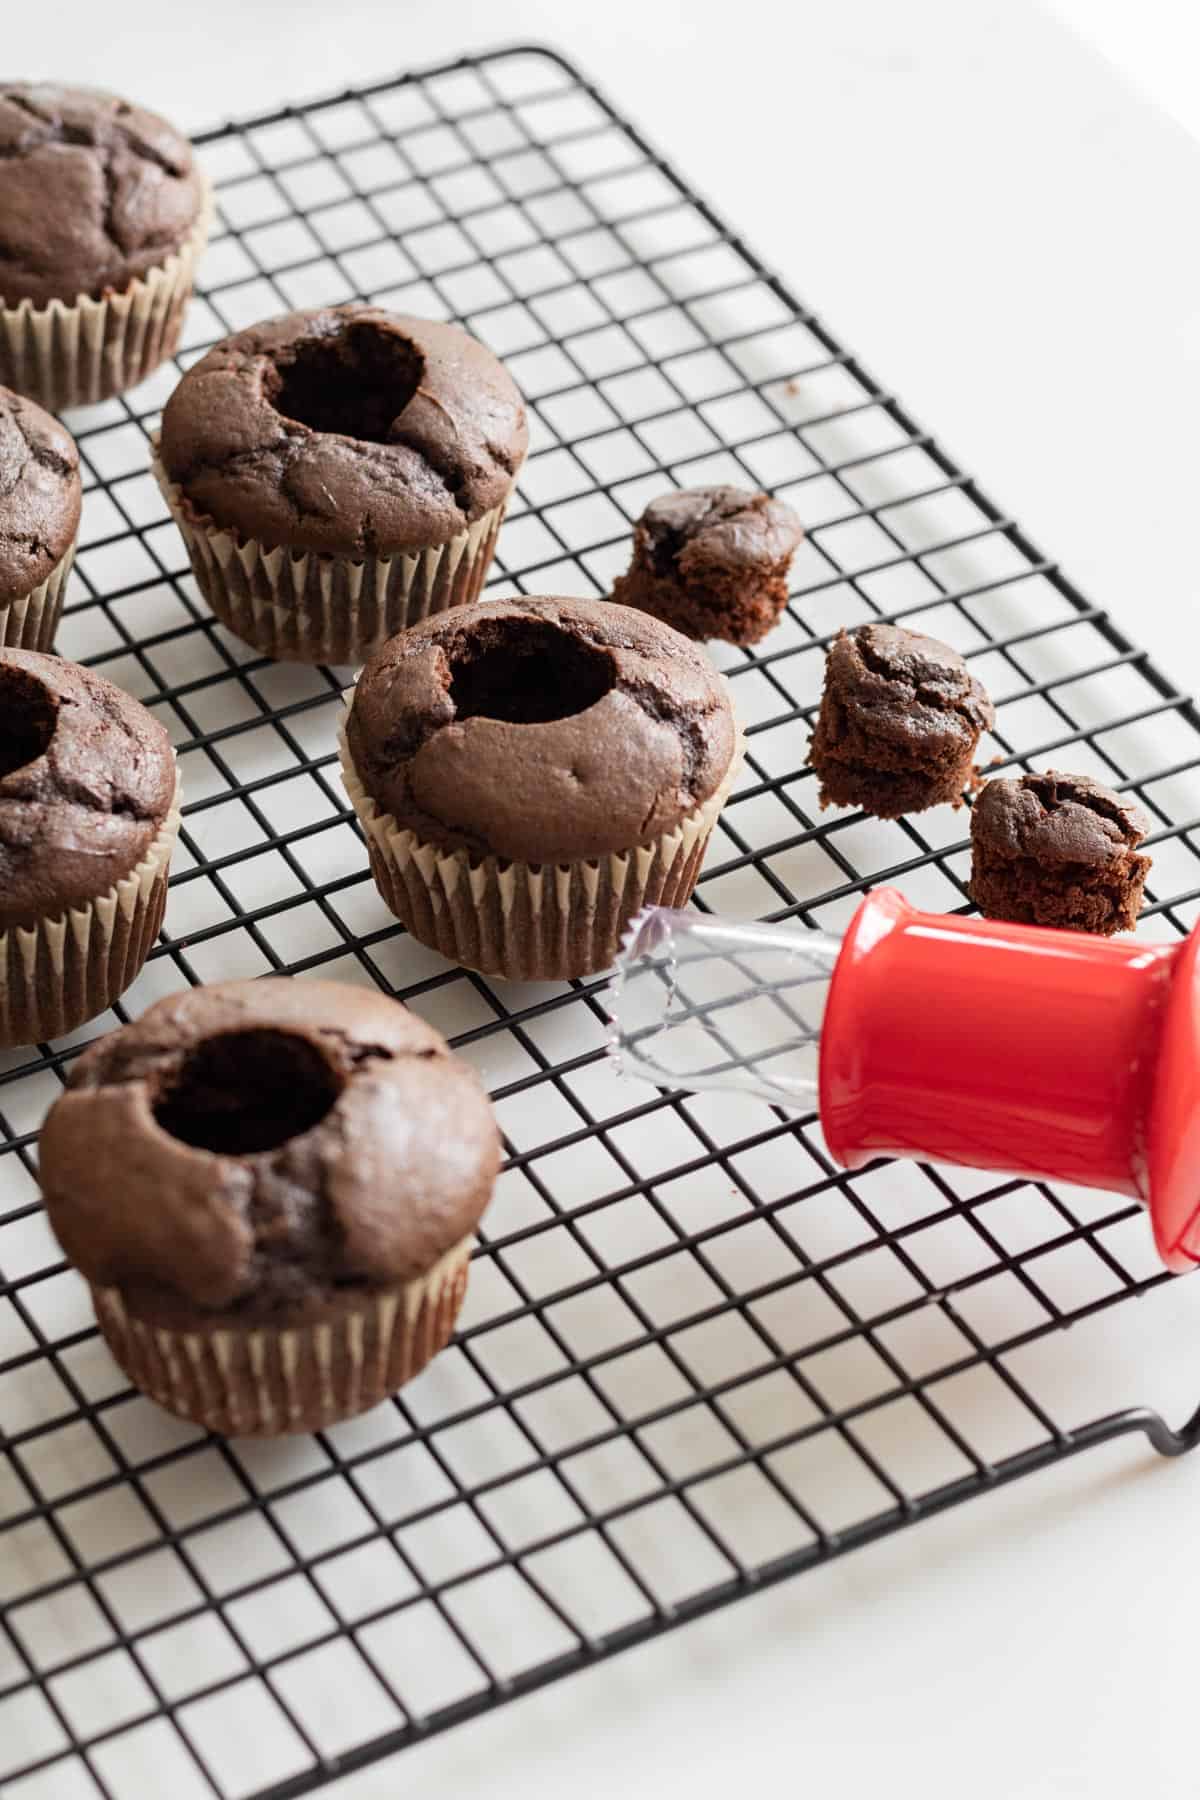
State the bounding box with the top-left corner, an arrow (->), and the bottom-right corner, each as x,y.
5,3 -> 1200,1796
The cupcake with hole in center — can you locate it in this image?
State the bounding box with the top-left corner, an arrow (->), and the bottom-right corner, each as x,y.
340,596 -> 743,981
154,305 -> 528,665
38,978 -> 501,1435
0,649 -> 180,1046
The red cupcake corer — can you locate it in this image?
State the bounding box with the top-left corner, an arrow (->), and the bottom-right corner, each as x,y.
610,889 -> 1200,1272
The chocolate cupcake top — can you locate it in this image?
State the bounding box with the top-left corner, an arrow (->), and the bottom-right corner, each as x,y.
0,650 -> 176,930
157,306 -> 529,559
634,486 -> 804,578
823,623 -> 995,761
39,979 -> 501,1325
346,596 -> 738,864
970,770 -> 1149,867
0,387 -> 81,603
0,84 -> 207,308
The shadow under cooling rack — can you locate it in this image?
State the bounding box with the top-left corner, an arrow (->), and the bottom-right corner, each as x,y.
2,41 -> 1200,1800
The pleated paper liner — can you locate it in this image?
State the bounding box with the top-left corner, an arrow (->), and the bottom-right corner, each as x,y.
0,539 -> 74,652
339,707 -> 745,981
0,179 -> 214,412
91,1233 -> 473,1435
0,772 -> 182,1048
153,448 -> 510,665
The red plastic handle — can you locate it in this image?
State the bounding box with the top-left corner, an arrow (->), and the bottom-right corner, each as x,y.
818,890 -> 1200,1271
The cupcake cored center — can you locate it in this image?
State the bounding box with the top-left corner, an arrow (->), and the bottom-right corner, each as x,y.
449,618 -> 616,725
267,321 -> 425,443
153,1028 -> 343,1156
0,667 -> 58,777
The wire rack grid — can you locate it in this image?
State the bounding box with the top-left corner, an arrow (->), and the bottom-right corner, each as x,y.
2,42 -> 1199,1800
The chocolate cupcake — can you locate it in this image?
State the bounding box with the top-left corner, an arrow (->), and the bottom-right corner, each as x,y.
154,306 -> 528,666
340,597 -> 743,980
969,770 -> 1150,935
0,84 -> 212,411
0,386 -> 80,650
0,650 -> 180,1045
809,623 -> 994,817
38,979 -> 500,1435
611,486 -> 804,646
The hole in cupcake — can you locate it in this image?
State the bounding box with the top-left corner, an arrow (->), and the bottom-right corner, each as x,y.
154,1028 -> 342,1156
268,321 -> 424,443
450,619 -> 615,725
0,667 -> 58,778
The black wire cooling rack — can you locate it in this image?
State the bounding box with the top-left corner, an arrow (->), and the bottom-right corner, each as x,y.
3,42 -> 1200,1800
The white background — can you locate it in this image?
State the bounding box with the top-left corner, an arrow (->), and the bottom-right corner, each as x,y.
6,3 -> 1200,1796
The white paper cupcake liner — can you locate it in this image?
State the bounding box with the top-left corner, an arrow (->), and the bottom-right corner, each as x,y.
0,181 -> 213,412
0,771 -> 181,1047
0,538 -> 74,653
153,447 -> 510,666
339,705 -> 744,982
91,1233 -> 473,1436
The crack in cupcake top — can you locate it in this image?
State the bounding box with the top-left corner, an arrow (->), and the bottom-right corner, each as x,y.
970,769 -> 1149,867
346,596 -> 738,865
38,979 -> 501,1321
825,622 -> 996,747
637,485 -> 805,579
0,83 -> 206,306
0,650 -> 175,930
157,306 -> 529,559
0,386 -> 81,602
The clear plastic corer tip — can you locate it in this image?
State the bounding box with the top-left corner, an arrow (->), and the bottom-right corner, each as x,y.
608,909 -> 843,1109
